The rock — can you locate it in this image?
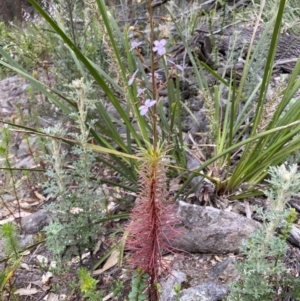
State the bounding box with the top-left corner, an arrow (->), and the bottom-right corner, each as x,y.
21,209 -> 50,234
161,272 -> 229,301
184,153 -> 216,206
182,109 -> 208,133
0,75 -> 29,117
161,270 -> 187,301
288,225 -> 300,247
173,201 -> 259,253
20,234 -> 34,248
178,280 -> 229,301
1,193 -> 16,203
208,257 -> 237,283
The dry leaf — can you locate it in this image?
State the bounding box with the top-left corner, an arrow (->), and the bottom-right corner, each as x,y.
0,217 -> 14,225
23,197 -> 40,204
244,201 -> 252,219
21,250 -> 31,256
70,252 -> 90,264
20,263 -> 30,270
21,201 -> 40,209
169,178 -> 181,192
93,249 -> 119,275
1,211 -> 32,224
45,292 -> 59,301
41,271 -> 53,284
36,255 -> 48,267
103,292 -> 113,301
14,211 -> 32,218
34,191 -> 46,201
214,255 -> 222,262
14,288 -> 38,296
49,261 -> 57,269
225,205 -> 233,212
30,280 -> 43,289
15,199 -> 38,209
93,239 -> 103,255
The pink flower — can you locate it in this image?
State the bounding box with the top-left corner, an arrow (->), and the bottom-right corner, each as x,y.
137,88 -> 146,97
148,72 -> 162,83
167,59 -> 184,71
153,39 -> 167,56
130,41 -> 143,51
139,99 -> 156,116
128,69 -> 139,86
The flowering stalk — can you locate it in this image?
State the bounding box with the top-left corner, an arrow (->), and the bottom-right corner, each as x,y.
126,145 -> 179,301
148,0 -> 163,152
126,4 -> 180,298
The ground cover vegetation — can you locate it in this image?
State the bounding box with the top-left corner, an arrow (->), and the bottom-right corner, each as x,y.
1,0 -> 300,299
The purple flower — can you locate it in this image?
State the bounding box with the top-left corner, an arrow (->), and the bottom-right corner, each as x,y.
139,99 -> 156,116
130,41 -> 143,51
137,88 -> 146,97
167,59 -> 184,71
128,69 -> 139,86
153,39 -> 167,56
148,72 -> 162,83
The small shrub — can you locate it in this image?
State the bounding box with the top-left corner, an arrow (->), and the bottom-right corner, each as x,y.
78,267 -> 103,301
227,164 -> 300,301
43,78 -> 105,263
0,223 -> 22,299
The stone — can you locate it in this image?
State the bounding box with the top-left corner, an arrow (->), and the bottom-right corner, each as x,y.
21,209 -> 50,234
173,201 -> 259,253
161,270 -> 187,301
178,280 -> 229,301
208,257 -> 237,283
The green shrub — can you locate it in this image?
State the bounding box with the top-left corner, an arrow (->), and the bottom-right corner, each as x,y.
78,267 -> 103,300
227,164 -> 300,301
0,223 -> 22,299
43,79 -> 105,262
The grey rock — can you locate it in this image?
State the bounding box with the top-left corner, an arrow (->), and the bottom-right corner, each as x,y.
208,257 -> 237,282
10,83 -> 29,97
182,115 -> 194,132
171,24 -> 300,76
1,193 -> 16,203
184,153 -> 215,206
190,109 -> 208,133
0,75 -> 29,117
178,280 -> 229,301
14,135 -> 38,158
20,234 -> 34,248
181,108 -> 208,133
161,270 -> 187,301
21,209 -> 50,234
173,201 -> 259,253
13,156 -> 35,169
187,96 -> 204,112
288,225 -> 300,248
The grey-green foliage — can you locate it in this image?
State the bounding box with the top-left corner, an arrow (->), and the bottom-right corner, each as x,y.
43,78 -> 105,262
255,0 -> 300,34
112,279 -> 124,297
227,164 -> 300,301
48,0 -> 107,88
44,133 -> 103,260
